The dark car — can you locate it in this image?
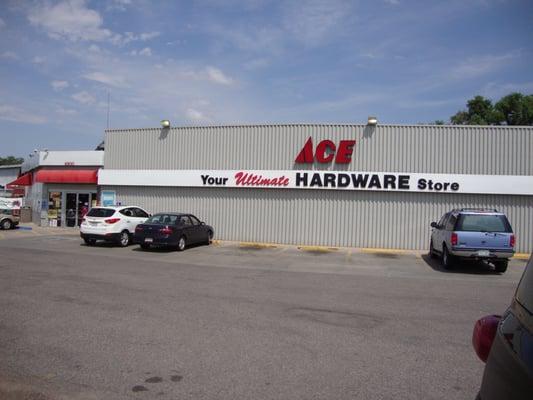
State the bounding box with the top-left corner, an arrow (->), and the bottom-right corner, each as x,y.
473,253 -> 533,399
134,213 -> 214,251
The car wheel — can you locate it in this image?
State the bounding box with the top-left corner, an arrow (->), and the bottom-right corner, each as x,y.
140,243 -> 150,250
118,230 -> 130,247
177,236 -> 186,251
205,230 -> 213,245
429,240 -> 438,259
84,238 -> 96,246
494,259 -> 508,273
442,246 -> 455,270
1,219 -> 13,230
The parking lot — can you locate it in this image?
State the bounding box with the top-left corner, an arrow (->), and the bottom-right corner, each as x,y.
0,228 -> 528,400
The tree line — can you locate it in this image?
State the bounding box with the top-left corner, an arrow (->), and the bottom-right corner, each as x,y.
0,156 -> 24,166
437,92 -> 533,126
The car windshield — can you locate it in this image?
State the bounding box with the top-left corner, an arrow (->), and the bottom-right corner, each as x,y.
455,214 -> 511,233
516,256 -> 533,313
146,214 -> 178,224
86,208 -> 115,218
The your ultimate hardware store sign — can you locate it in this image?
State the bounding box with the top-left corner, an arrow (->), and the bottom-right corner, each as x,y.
98,169 -> 533,196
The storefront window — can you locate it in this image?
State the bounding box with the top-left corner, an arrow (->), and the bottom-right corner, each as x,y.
48,191 -> 62,227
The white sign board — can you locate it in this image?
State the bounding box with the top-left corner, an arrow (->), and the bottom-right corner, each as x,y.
98,169 -> 533,196
0,197 -> 23,209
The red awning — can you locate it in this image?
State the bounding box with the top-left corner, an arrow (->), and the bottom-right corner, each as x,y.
34,169 -> 98,184
6,172 -> 32,188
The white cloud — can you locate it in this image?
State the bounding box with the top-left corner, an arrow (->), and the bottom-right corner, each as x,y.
56,106 -> 78,115
185,108 -> 210,122
71,91 -> 96,105
51,80 -> 69,91
481,81 -> 533,98
206,66 -> 234,85
32,56 -> 45,64
450,52 -> 520,80
121,31 -> 160,45
138,47 -> 152,56
1,51 -> 19,60
139,32 -> 160,41
244,58 -> 270,70
28,0 -> 113,42
83,71 -> 127,88
107,0 -> 132,11
282,0 -> 352,46
88,44 -> 102,52
0,104 -> 47,124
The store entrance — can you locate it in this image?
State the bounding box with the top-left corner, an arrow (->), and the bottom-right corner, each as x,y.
65,193 -> 92,227
48,191 -> 96,227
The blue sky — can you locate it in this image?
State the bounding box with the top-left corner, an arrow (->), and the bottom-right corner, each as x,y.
1,0 -> 532,158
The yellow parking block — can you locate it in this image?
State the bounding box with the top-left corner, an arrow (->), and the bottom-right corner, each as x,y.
297,245 -> 338,253
239,242 -> 278,250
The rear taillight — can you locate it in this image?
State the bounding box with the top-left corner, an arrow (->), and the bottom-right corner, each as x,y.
160,226 -> 172,235
12,209 -> 20,216
135,226 -> 143,232
451,232 -> 458,246
510,234 -> 515,248
472,315 -> 501,363
104,218 -> 121,224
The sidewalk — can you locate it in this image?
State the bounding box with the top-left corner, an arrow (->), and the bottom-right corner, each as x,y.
1,225 -> 530,260
0,223 -> 80,239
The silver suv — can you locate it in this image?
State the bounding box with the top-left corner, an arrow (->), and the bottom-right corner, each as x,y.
429,209 -> 515,273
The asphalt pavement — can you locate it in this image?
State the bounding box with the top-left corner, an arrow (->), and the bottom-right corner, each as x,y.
0,229 -> 528,400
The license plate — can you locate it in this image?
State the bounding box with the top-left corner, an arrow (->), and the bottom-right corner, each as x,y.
477,250 -> 490,257
90,221 -> 99,225
145,238 -> 153,243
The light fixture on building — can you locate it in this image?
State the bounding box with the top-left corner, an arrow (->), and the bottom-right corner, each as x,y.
161,119 -> 171,128
367,116 -> 378,126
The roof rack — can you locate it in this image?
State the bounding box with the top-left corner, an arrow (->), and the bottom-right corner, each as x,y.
456,208 -> 499,213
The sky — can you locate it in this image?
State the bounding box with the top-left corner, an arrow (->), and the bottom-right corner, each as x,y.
1,0 -> 532,158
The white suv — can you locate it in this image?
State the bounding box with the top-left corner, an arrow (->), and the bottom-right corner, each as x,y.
80,206 -> 151,247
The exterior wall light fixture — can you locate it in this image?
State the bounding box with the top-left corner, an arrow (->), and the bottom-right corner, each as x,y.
367,116 -> 378,126
161,120 -> 171,128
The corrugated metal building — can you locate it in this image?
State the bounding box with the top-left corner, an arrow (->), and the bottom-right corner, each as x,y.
99,124 -> 533,253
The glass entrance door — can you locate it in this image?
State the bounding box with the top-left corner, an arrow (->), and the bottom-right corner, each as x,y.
65,192 -> 97,227
77,193 -> 90,226
66,193 -> 77,227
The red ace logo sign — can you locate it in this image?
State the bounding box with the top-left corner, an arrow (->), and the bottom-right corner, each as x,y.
295,137 -> 356,164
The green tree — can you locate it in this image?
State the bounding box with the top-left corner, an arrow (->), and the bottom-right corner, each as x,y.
451,95 -> 498,125
0,156 -> 24,166
494,92 -> 533,125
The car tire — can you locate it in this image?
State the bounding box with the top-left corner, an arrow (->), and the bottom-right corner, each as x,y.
494,259 -> 508,273
442,246 -> 455,270
140,244 -> 150,250
177,236 -> 186,251
205,230 -> 213,245
1,219 -> 13,230
429,240 -> 438,259
84,238 -> 96,246
118,230 -> 130,247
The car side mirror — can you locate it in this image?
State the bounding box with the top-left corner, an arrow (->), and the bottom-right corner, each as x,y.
430,222 -> 438,228
200,221 -> 205,225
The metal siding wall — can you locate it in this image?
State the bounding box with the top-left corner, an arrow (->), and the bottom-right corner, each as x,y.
102,124 -> 532,252
104,125 -> 533,175
105,186 -> 532,253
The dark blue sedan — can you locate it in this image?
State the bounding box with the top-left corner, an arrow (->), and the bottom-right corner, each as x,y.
134,213 -> 214,251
